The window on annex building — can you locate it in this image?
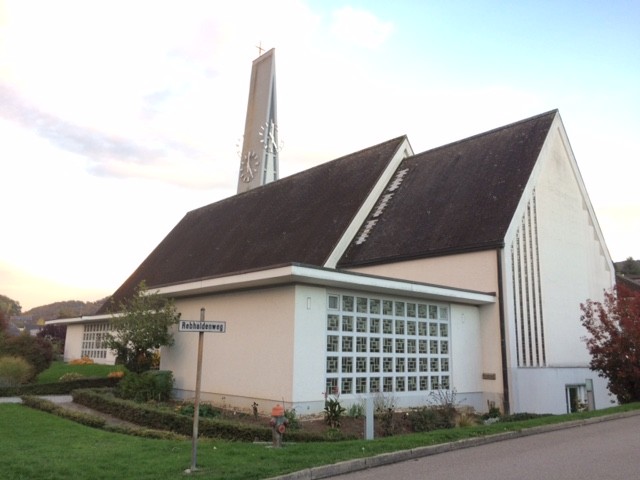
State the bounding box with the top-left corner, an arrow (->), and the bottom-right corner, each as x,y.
325,293 -> 451,396
81,322 -> 110,359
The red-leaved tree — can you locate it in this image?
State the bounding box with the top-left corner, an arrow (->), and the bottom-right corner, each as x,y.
580,284 -> 640,403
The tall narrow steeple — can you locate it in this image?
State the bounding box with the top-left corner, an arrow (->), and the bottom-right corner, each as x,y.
237,48 -> 279,194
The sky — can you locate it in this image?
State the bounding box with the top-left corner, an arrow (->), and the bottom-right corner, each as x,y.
1,0 -> 638,311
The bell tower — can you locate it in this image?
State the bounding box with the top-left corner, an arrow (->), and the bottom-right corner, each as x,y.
237,47 -> 279,194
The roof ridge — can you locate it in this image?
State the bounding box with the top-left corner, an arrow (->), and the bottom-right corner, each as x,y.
414,109 -> 558,157
195,135 -> 409,209
285,135 -> 408,176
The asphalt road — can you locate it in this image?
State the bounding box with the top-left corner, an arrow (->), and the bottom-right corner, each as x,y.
331,414 -> 640,480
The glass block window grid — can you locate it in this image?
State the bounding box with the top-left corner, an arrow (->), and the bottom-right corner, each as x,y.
325,293 -> 451,395
81,322 -> 110,359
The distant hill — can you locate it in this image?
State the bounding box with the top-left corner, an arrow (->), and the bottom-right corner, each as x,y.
24,299 -> 108,323
2,296 -> 108,334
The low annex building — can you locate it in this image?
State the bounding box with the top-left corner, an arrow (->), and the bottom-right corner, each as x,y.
51,110 -> 615,415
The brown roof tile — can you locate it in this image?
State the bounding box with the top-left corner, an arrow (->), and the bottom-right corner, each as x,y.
98,136 -> 407,312
338,110 -> 557,267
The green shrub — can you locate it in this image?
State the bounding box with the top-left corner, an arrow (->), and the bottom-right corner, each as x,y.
0,356 -> 34,387
284,408 -> 300,431
377,407 -> 395,436
324,395 -> 346,428
178,402 -> 221,419
408,405 -> 458,432
1,334 -> 53,379
347,402 -> 365,418
408,406 -> 440,432
116,370 -> 173,402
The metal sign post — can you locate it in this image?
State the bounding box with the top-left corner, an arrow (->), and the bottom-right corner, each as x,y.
180,308 -> 226,474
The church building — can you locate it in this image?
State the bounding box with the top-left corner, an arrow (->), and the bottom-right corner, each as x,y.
51,49 -> 615,416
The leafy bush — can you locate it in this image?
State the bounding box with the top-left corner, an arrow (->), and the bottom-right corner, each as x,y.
377,407 -> 395,436
324,395 -> 346,428
284,408 -> 300,431
482,400 -> 502,420
1,334 -> 53,379
116,370 -> 174,402
408,406 -> 443,432
0,356 -> 34,387
178,402 -> 221,419
347,401 -> 365,418
426,388 -> 460,429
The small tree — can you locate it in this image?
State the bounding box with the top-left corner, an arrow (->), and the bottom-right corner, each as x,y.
580,285 -> 640,403
37,324 -> 67,357
0,332 -> 53,381
105,282 -> 180,373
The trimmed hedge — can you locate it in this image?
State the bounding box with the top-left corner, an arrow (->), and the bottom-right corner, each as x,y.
21,395 -> 106,429
0,377 -> 121,397
72,389 -> 326,442
73,388 -> 272,441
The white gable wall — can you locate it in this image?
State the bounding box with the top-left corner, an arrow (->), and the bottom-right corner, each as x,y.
535,121 -> 613,366
502,114 -> 615,413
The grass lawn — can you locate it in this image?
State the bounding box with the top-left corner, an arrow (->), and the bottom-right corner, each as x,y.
36,361 -> 126,384
2,402 -> 639,480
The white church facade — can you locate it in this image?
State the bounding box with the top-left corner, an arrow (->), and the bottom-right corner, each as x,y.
51,49 -> 615,416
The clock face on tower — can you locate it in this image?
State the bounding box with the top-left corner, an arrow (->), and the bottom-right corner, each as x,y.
259,120 -> 279,153
239,150 -> 259,183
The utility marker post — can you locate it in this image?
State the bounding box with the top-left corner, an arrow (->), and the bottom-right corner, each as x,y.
179,308 -> 226,474
191,308 -> 205,472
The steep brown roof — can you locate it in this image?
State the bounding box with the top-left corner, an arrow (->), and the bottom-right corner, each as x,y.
98,136 -> 407,312
338,110 -> 557,267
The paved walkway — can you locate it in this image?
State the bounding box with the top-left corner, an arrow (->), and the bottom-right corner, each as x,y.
0,395 -> 72,404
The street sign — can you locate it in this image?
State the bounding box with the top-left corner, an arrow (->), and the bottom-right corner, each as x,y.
179,320 -> 226,333
180,309 -> 226,474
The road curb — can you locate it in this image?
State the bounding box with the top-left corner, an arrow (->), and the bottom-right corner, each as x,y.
269,410 -> 640,480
